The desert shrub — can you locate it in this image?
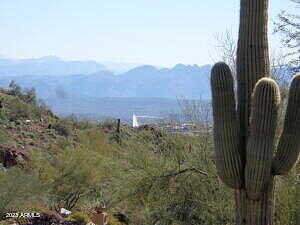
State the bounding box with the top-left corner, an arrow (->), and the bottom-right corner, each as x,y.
0,96 -> 6,122
8,81 -> 37,105
31,99 -> 52,119
0,167 -> 45,217
66,211 -> 91,225
74,120 -> 94,130
0,110 -> 6,122
7,98 -> 32,120
52,120 -> 73,136
107,217 -> 123,225
107,129 -> 235,225
5,81 -> 51,120
274,168 -> 299,225
77,130 -> 112,154
98,120 -> 118,131
8,81 -> 22,97
0,131 -> 8,145
64,114 -> 94,130
30,130 -> 111,211
21,88 -> 37,105
0,94 -> 50,122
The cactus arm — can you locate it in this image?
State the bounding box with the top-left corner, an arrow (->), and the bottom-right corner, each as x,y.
236,0 -> 270,162
272,75 -> 300,175
245,78 -> 280,200
211,62 -> 243,189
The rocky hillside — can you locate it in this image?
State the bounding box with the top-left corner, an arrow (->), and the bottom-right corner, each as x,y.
0,86 -> 82,168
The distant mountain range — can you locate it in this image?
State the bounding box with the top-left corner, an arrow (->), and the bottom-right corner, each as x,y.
0,56 -> 212,119
0,56 -> 143,75
0,56 -> 108,76
100,61 -> 143,74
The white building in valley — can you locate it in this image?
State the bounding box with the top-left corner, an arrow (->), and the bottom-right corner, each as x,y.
132,114 -> 163,127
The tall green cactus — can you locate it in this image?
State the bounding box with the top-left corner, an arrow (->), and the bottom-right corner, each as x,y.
210,0 -> 300,224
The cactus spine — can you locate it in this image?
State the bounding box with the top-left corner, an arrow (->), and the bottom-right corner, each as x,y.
210,0 -> 300,224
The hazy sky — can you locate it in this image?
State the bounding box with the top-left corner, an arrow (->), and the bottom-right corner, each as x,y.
0,0 -> 294,67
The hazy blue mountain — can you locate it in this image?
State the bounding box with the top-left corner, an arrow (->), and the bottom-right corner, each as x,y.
0,62 -> 211,99
0,56 -> 107,76
114,64 -> 211,99
101,61 -> 143,73
0,59 -> 212,119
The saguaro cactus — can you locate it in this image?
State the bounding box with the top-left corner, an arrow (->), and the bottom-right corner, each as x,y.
210,0 -> 300,224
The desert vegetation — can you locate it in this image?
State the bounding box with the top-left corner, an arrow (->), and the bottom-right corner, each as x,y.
0,77 -> 298,225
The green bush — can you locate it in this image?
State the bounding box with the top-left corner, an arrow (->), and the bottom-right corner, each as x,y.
29,131 -> 110,210
8,81 -> 22,97
66,211 -> 91,225
106,129 -> 235,225
0,167 -> 45,216
0,131 -> 8,144
8,81 -> 37,105
7,98 -> 32,120
5,81 -> 51,120
107,217 -> 123,225
74,120 -> 94,130
63,114 -> 94,130
52,120 -> 73,136
20,88 -> 37,105
32,100 -> 52,119
98,120 -> 117,131
274,170 -> 299,225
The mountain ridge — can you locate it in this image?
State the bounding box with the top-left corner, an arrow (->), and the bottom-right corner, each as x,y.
0,56 -> 108,76
0,56 -> 212,118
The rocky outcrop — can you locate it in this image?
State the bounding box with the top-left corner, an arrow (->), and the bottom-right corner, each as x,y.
0,146 -> 28,168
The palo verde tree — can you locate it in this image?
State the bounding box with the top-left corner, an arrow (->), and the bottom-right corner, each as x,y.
275,0 -> 300,72
210,0 -> 300,225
